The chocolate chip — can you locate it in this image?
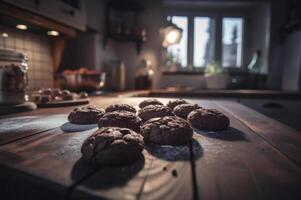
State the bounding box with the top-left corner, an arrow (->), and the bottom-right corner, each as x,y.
172,169 -> 178,177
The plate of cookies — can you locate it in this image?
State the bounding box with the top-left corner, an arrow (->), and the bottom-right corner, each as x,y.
66,98 -> 230,167
32,88 -> 90,108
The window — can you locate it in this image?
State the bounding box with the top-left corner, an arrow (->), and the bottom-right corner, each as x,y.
193,17 -> 215,67
166,15 -> 244,69
167,16 -> 188,67
222,18 -> 243,67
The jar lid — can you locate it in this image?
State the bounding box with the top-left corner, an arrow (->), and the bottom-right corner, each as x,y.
0,48 -> 28,62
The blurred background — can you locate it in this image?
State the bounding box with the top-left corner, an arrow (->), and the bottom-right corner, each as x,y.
0,0 -> 301,129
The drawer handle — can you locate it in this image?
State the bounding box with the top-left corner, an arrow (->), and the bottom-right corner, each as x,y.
263,102 -> 284,109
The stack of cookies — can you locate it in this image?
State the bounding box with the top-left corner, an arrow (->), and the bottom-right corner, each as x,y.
67,98 -> 230,166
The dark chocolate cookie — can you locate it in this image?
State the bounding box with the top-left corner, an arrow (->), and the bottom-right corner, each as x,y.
138,105 -> 174,122
139,99 -> 163,109
105,104 -> 136,113
68,105 -> 105,124
98,111 -> 141,132
141,116 -> 193,145
166,99 -> 188,109
61,89 -> 73,100
173,103 -> 201,119
187,108 -> 230,131
81,127 -> 144,166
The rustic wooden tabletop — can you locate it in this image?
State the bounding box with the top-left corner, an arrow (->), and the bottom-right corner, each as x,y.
0,97 -> 300,200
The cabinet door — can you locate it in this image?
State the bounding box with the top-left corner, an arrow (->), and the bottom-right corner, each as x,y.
3,0 -> 86,31
3,0 -> 39,13
39,0 -> 86,31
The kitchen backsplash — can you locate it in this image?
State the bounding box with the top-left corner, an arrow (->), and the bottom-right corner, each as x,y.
0,26 -> 53,90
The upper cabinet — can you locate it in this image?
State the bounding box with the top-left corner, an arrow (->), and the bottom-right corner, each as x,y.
3,0 -> 86,31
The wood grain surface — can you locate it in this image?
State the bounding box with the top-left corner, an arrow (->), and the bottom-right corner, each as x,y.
0,97 -> 300,200
190,100 -> 301,200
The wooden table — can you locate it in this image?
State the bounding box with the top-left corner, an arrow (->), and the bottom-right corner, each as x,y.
0,97 -> 301,200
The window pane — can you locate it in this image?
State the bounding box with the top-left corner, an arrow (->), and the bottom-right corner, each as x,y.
167,16 -> 188,67
193,17 -> 215,67
222,17 -> 243,67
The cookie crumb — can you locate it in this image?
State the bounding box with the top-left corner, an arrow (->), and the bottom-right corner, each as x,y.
172,169 -> 178,177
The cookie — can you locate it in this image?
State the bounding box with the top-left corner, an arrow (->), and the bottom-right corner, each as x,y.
138,105 -> 174,122
141,116 -> 193,145
139,99 -> 163,109
68,105 -> 105,124
39,95 -> 51,103
187,108 -> 230,131
51,88 -> 62,99
173,103 -> 201,119
81,127 -> 144,166
105,104 -> 136,113
98,111 -> 141,132
38,88 -> 52,96
61,90 -> 73,100
166,99 -> 188,109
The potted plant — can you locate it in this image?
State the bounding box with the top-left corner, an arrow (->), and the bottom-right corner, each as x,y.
163,50 -> 181,72
204,62 -> 230,89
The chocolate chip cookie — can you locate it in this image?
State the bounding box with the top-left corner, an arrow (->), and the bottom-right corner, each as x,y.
166,99 -> 188,109
105,104 -> 136,113
139,99 -> 163,109
68,105 -> 105,124
81,127 -> 144,166
61,89 -> 73,100
138,105 -> 174,122
173,103 -> 201,119
98,111 -> 141,132
188,108 -> 230,131
141,116 -> 193,145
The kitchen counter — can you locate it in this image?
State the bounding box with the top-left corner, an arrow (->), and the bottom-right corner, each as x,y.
110,89 -> 301,99
105,90 -> 301,130
0,97 -> 301,200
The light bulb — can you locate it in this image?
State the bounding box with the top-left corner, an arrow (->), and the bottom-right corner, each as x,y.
16,24 -> 28,30
1,33 -> 8,38
47,30 -> 60,36
166,30 -> 180,44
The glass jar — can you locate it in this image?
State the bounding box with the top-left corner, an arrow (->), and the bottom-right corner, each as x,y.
0,49 -> 28,104
134,59 -> 154,90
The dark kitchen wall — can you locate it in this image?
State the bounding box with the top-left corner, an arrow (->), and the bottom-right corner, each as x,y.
65,0 -> 291,90
0,25 -> 54,90
268,0 -> 291,89
66,0 -> 164,89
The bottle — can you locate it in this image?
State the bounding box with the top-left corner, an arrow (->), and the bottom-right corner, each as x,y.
111,60 -> 125,91
135,59 -> 154,90
248,50 -> 261,73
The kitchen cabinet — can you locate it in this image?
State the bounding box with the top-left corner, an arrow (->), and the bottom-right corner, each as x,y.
282,30 -> 301,91
3,0 -> 86,31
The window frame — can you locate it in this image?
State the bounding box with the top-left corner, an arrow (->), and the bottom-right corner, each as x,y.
165,10 -> 248,71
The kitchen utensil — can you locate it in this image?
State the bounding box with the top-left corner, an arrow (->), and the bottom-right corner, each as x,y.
59,72 -> 106,92
111,60 -> 125,91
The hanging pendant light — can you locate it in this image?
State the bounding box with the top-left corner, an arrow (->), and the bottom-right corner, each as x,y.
160,18 -> 183,48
